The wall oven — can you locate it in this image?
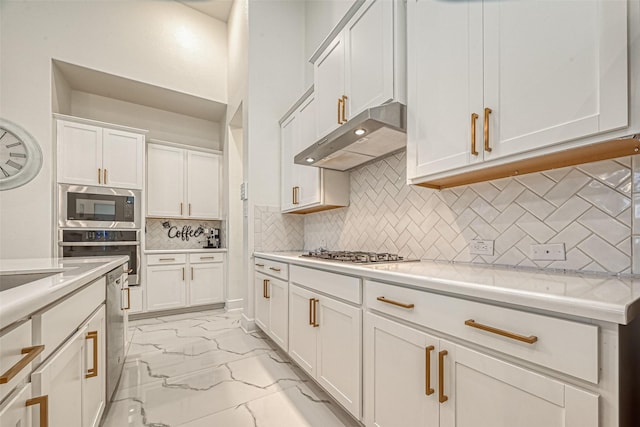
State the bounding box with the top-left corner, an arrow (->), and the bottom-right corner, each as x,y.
59,229 -> 141,285
59,184 -> 141,229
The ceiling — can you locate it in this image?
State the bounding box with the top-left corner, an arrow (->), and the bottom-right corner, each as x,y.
177,0 -> 234,22
54,60 -> 227,122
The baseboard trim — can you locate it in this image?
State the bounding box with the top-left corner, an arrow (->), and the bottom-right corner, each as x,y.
241,313 -> 256,333
225,298 -> 244,312
129,303 -> 225,320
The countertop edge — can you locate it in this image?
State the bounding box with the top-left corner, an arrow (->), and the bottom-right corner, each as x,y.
253,252 -> 638,325
144,249 -> 227,254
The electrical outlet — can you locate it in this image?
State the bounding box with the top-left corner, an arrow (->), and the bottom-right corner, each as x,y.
470,239 -> 494,256
530,243 -> 566,261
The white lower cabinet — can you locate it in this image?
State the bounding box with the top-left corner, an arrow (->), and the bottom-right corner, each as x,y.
145,253 -> 224,312
82,306 -> 106,427
364,312 -> 599,427
254,272 -> 289,351
0,384 -> 34,427
288,283 -> 362,419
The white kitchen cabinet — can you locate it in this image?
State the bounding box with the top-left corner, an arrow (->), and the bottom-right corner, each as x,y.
145,252 -> 224,312
0,384 -> 36,427
254,258 -> 289,351
288,283 -> 361,418
313,0 -> 405,139
407,0 -> 632,186
82,306 -> 106,427
31,326 -> 85,427
147,142 -> 222,220
57,117 -> 144,189
280,91 -> 350,214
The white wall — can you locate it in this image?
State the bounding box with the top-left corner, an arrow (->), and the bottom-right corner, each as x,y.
0,1 -> 227,258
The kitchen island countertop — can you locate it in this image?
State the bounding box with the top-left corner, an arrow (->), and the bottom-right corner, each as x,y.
0,256 -> 128,330
254,251 -> 640,324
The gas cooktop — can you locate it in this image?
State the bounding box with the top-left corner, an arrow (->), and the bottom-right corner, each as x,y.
300,250 -> 417,265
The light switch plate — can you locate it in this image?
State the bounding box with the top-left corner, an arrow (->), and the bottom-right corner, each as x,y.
470,239 -> 494,256
530,243 -> 566,261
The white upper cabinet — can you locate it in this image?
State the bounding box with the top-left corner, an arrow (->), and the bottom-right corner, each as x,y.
313,0 -> 405,139
57,118 -> 144,189
407,0 -> 634,186
280,91 -> 350,214
147,142 -> 222,220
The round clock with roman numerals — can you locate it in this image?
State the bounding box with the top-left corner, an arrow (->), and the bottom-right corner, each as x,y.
0,118 -> 43,190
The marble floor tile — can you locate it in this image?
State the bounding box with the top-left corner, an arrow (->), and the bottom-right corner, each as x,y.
103,309 -> 360,427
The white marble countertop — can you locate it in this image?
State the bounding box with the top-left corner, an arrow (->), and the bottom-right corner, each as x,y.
144,248 -> 227,254
254,251 -> 640,325
0,256 -> 128,330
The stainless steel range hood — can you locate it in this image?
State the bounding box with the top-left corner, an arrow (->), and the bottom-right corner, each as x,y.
294,102 -> 406,171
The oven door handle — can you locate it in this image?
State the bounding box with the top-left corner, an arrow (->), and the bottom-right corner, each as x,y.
58,241 -> 140,247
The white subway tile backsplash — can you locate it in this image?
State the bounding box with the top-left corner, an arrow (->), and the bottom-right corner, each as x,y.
302,151 -> 637,274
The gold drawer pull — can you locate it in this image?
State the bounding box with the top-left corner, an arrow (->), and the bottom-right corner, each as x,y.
104,169 -> 108,184
98,168 -> 102,184
269,267 -> 281,272
26,395 -> 49,427
264,279 -> 270,299
85,331 -> 98,378
425,345 -> 434,396
465,319 -> 538,344
256,263 -> 265,267
438,350 -> 448,403
484,107 -> 492,152
309,298 -> 314,325
313,299 -> 319,327
0,345 -> 45,384
338,98 -> 343,124
122,288 -> 131,310
341,95 -> 348,123
471,113 -> 479,156
376,296 -> 414,309
159,258 -> 175,261
191,267 -> 194,281
200,256 -> 216,260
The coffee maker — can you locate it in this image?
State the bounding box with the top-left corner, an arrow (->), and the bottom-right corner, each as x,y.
203,228 -> 220,249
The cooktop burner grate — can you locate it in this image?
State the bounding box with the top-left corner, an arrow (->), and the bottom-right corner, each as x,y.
300,250 -> 417,264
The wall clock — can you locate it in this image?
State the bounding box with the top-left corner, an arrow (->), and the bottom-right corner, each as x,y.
0,118 -> 43,190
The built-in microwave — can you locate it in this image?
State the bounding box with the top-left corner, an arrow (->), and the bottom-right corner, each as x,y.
59,184 -> 141,229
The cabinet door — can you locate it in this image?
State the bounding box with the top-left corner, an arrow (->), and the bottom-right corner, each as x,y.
439,341 -> 599,427
314,34 -> 346,139
345,0 -> 394,119
82,305 -> 106,427
187,151 -> 221,219
0,384 -> 33,427
102,128 -> 144,189
31,327 -> 86,427
255,273 -> 271,332
57,120 -> 103,186
145,264 -> 187,311
267,277 -> 288,351
406,0 -> 483,180
295,96 -> 322,208
364,313 -> 439,427
316,295 -> 362,418
190,262 -> 224,306
147,144 -> 185,217
288,285 -> 318,377
280,113 -> 297,211
483,0 -> 628,160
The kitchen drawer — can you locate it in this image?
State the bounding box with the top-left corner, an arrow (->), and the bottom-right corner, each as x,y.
0,320 -> 34,402
254,257 -> 289,280
365,280 -> 598,383
147,254 -> 187,265
189,252 -> 224,264
32,276 -> 106,361
291,265 -> 361,304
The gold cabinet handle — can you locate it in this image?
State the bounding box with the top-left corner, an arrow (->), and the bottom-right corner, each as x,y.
438,350 -> 448,403
126,268 -> 133,274
313,299 -> 319,327
309,298 -> 314,325
121,287 -> 131,310
264,279 -> 270,299
376,296 -> 415,309
269,267 -> 281,272
85,331 -> 98,378
26,395 -> 49,427
189,203 -> 192,216
255,263 -> 265,268
471,113 -> 479,156
0,345 -> 45,384
98,168 -> 102,184
338,98 -> 343,124
159,258 -> 175,262
191,267 -> 194,281
464,319 -> 538,344
104,169 -> 108,184
200,256 -> 216,260
293,186 -> 300,205
180,202 -> 183,215
484,107 -> 492,152
341,95 -> 348,123
425,345 -> 435,396
182,267 -> 185,281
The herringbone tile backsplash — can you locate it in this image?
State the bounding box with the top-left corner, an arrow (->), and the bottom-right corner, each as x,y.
254,206 -> 304,252
303,151 -> 637,274
146,218 -> 223,250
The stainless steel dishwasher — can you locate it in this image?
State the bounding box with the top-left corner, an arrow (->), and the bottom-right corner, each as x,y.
106,265 -> 126,401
